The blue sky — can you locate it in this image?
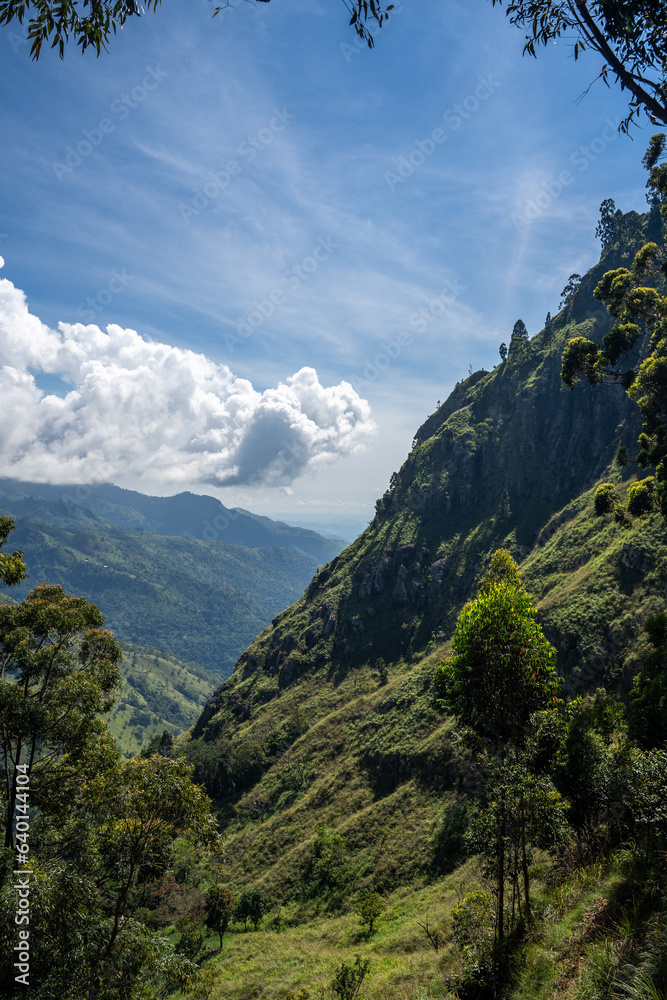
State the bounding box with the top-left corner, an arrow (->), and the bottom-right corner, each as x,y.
0,0 -> 653,527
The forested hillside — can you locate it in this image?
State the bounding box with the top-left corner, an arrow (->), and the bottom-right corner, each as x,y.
0,483 -> 344,678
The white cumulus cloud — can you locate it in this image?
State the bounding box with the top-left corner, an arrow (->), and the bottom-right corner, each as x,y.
0,269 -> 375,487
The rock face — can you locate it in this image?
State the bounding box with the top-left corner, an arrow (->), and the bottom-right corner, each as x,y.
193,230 -> 651,714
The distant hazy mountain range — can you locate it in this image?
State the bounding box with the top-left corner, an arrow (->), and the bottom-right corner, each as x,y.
0,479 -> 347,750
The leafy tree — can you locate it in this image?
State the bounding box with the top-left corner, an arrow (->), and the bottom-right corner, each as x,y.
451,890 -> 495,975
434,551 -> 562,943
434,551 -> 560,751
625,747 -> 667,866
205,884 -> 235,947
596,198 -> 625,248
307,825 -> 349,898
0,518 -> 26,587
235,888 -> 270,930
467,754 -> 568,928
0,583 -> 122,848
491,0 -> 667,129
142,728 -> 175,758
630,612 -> 667,749
627,476 -> 659,515
594,482 -> 618,515
0,751 -> 218,997
557,690 -> 631,836
355,891 -> 384,933
175,916 -> 206,961
560,273 -> 582,309
512,318 -> 529,341
544,310 -> 553,333
331,955 -> 371,1000
499,341 -> 508,362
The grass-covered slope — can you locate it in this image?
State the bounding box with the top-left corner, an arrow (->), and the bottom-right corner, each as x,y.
106,643 -> 216,757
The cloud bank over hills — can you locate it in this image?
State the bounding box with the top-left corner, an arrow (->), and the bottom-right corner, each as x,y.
0,260 -> 374,488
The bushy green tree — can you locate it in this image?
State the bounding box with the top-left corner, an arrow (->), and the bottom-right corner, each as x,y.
235,889 -> 270,930
434,551 -> 562,943
434,552 -> 560,751
307,825 -> 349,899
355,891 -> 384,933
627,477 -> 658,515
594,482 -> 618,515
452,890 -> 495,976
205,884 -> 235,948
175,916 -> 206,961
0,583 -> 122,848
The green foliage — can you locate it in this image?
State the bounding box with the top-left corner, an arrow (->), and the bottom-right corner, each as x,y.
477,547 -> 523,594
235,889 -> 270,930
0,517 -> 26,587
499,341 -> 508,362
331,955 -> 371,1000
0,0 -> 160,59
597,198 -> 626,248
560,273 -> 582,309
627,477 -> 658,516
434,558 -> 560,751
594,483 -> 618,516
205,884 -> 235,947
175,916 -> 206,961
562,336 -> 605,388
306,826 -> 349,900
354,891 -> 384,933
491,1 -> 667,129
512,319 -> 529,341
452,889 -> 495,971
0,582 -> 122,848
630,612 -> 667,749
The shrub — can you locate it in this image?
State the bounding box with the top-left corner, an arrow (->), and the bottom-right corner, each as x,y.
331,955 -> 371,1000
594,483 -> 618,516
627,477 -> 658,516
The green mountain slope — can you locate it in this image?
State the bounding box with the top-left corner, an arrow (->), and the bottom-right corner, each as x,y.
107,643 -> 216,758
174,212 -> 667,999
0,500 -> 339,678
0,480 -> 343,562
